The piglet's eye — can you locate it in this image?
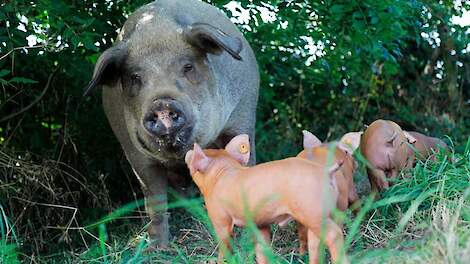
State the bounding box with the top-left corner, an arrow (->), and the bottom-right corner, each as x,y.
183,63 -> 194,73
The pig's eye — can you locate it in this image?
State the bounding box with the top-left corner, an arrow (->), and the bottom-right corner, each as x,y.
130,73 -> 141,86
122,72 -> 142,97
182,61 -> 203,84
183,63 -> 194,73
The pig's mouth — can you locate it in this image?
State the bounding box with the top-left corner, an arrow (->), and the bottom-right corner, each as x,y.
136,125 -> 194,159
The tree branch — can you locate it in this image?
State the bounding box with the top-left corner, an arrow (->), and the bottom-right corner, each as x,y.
0,45 -> 45,61
0,67 -> 59,123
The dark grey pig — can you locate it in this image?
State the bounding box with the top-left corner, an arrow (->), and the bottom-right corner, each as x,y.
84,0 -> 259,247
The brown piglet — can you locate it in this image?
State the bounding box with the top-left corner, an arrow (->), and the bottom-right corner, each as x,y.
185,135 -> 348,264
405,131 -> 449,161
296,130 -> 359,255
360,120 -> 417,192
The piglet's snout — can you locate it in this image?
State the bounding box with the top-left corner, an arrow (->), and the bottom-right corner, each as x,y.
143,99 -> 186,138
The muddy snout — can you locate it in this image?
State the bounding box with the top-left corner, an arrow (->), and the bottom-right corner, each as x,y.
143,98 -> 186,139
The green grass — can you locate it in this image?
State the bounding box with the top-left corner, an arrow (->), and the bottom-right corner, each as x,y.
2,138 -> 470,263
1,205 -> 20,264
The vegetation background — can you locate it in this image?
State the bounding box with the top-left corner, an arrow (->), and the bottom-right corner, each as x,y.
0,0 -> 469,263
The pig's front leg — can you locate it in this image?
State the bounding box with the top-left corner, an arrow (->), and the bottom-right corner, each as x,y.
307,230 -> 320,264
131,162 -> 169,247
388,168 -> 399,187
255,226 -> 271,264
212,217 -> 234,264
348,181 -> 361,215
297,222 -> 308,255
367,167 -> 389,193
324,220 -> 348,264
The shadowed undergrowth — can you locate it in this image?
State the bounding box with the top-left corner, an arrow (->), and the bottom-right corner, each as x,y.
1,138 -> 470,263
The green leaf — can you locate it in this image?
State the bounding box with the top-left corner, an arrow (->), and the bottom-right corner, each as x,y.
384,61 -> 399,75
8,77 -> 38,84
371,16 -> 379,24
83,40 -> 99,52
0,69 -> 10,78
330,5 -> 344,14
86,53 -> 99,64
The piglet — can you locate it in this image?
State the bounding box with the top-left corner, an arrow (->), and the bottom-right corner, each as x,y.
296,131 -> 359,255
405,131 -> 448,161
185,135 -> 348,264
360,119 -> 417,192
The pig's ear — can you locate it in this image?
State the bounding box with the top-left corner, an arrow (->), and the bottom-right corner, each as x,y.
302,130 -> 322,149
184,23 -> 243,60
83,42 -> 128,96
337,142 -> 352,155
225,134 -> 250,165
404,131 -> 417,144
186,144 -> 211,174
339,132 -> 362,154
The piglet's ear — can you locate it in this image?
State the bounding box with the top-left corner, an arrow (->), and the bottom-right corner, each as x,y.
303,130 -> 322,149
225,134 -> 250,165
337,142 -> 352,155
339,132 -> 362,154
404,131 -> 417,144
186,144 -> 211,174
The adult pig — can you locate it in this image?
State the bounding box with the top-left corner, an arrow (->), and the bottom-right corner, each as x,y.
84,0 -> 259,246
360,120 -> 416,192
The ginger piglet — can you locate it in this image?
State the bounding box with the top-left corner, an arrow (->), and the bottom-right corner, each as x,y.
296,130 -> 359,255
405,131 -> 448,162
185,134 -> 349,264
360,120 -> 417,193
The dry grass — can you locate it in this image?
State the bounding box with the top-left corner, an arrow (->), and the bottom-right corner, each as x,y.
0,148 -> 126,258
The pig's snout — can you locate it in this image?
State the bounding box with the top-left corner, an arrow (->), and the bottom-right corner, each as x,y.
143,98 -> 186,138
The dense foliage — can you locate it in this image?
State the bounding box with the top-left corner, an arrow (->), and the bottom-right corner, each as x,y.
0,0 -> 469,259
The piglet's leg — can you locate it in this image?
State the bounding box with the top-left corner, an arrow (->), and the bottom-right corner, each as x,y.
367,168 -> 389,193
307,230 -> 320,264
348,185 -> 361,215
297,222 -> 308,255
325,220 -> 348,264
214,222 -> 233,264
255,226 -> 271,264
347,176 -> 360,205
388,169 -> 399,187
